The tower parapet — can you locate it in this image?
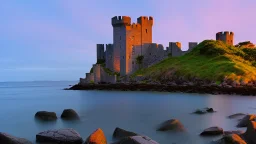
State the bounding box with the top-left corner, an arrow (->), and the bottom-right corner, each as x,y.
111,16 -> 131,27
137,16 -> 153,26
216,31 -> 234,46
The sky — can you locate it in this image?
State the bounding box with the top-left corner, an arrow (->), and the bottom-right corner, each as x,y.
0,0 -> 256,82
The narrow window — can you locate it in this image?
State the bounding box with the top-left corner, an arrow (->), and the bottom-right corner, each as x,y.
123,56 -> 124,59
120,36 -> 121,40
146,29 -> 148,33
149,53 -> 151,55
132,61 -> 134,64
120,46 -> 121,49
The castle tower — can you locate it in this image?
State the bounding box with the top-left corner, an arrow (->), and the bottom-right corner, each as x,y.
112,16 -> 154,76
216,31 -> 234,46
105,44 -> 114,71
112,16 -> 131,73
96,44 -> 105,62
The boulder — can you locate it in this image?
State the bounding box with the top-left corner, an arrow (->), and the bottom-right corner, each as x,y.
228,113 -> 246,119
61,109 -> 80,120
85,128 -> 107,144
157,119 -> 185,131
35,111 -> 57,121
243,121 -> 256,143
193,109 -> 207,114
206,108 -> 214,113
112,136 -> 159,144
36,128 -> 83,144
200,126 -> 223,136
224,130 -> 244,135
237,114 -> 256,127
113,127 -> 138,139
193,108 -> 216,114
213,134 -> 246,144
0,132 -> 32,144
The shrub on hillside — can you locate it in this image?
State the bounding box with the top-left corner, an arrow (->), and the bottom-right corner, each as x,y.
198,40 -> 228,56
242,48 -> 256,61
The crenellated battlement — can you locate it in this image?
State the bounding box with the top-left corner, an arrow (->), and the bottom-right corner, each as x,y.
216,31 -> 234,38
137,16 -> 153,26
111,16 -> 131,27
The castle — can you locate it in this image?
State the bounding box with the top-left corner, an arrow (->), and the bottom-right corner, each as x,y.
79,16 -> 235,85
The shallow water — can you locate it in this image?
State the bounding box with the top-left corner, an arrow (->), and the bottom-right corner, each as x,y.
0,81 -> 256,144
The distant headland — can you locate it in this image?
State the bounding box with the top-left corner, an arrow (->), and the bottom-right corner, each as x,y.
67,16 -> 256,95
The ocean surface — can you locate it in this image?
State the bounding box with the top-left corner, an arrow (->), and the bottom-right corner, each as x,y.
0,81 -> 256,144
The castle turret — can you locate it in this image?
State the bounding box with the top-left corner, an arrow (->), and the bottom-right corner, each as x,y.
96,44 -> 105,62
111,16 -> 131,27
216,31 -> 234,46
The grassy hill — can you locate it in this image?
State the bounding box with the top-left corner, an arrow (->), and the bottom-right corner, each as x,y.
132,40 -> 256,85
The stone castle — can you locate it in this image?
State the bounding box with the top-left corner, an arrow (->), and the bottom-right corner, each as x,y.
79,16 -> 235,85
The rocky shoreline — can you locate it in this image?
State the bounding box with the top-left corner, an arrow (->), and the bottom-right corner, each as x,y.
66,83 -> 256,96
2,108 -> 256,144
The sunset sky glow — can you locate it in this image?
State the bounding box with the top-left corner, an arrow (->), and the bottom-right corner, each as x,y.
1,0 -> 255,81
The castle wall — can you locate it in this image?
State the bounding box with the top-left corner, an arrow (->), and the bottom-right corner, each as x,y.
100,67 -> 116,84
105,44 -> 114,71
188,42 -> 198,51
170,42 -> 182,57
85,73 -> 94,83
93,64 -> 101,84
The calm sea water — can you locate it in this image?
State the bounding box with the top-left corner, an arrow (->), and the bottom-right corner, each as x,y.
0,81 -> 256,144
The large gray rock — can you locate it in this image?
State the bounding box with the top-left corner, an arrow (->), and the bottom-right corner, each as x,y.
35,111 -> 57,121
228,113 -> 246,119
85,128 -> 107,144
0,132 -> 32,144
213,134 -> 246,144
237,114 -> 256,127
36,128 -> 83,144
112,136 -> 159,144
113,127 -> 138,139
61,109 -> 80,120
224,130 -> 244,135
200,126 -> 223,136
157,119 -> 185,131
243,121 -> 256,144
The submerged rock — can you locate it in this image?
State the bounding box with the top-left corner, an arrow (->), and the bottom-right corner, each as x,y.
237,114 -> 256,127
200,126 -> 223,136
193,109 -> 207,114
157,119 -> 185,131
213,134 -> 246,144
228,113 -> 246,119
61,109 -> 80,120
206,108 -> 214,113
113,127 -> 138,139
36,128 -> 83,144
85,128 -> 107,144
193,108 -> 216,114
35,111 -> 57,121
0,132 -> 32,144
112,136 -> 159,144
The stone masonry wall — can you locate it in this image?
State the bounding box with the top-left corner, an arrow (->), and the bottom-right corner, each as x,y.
93,64 -> 101,84
105,44 -> 114,71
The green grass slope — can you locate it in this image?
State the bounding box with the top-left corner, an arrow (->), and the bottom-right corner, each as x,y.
132,40 -> 256,84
